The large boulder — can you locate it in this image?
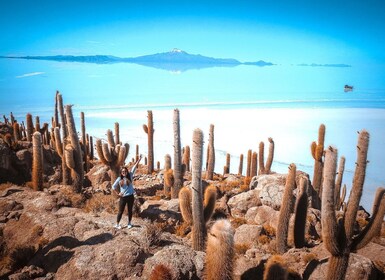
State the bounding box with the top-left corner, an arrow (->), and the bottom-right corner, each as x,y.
142,244 -> 205,279
228,189 -> 261,218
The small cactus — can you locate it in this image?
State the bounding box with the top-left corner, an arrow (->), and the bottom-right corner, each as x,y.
259,138 -> 275,175
250,151 -> 258,178
294,175 -> 309,248
238,153 -> 244,176
311,124 -> 325,209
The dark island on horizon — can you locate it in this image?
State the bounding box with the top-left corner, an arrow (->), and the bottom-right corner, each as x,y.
0,48 -> 352,72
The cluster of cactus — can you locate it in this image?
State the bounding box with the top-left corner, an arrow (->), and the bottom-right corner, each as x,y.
143,110 -> 154,174
258,137 -> 274,175
95,125 -> 129,183
321,130 -> 385,280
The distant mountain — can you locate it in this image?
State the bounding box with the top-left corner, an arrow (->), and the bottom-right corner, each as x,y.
1,49 -> 274,72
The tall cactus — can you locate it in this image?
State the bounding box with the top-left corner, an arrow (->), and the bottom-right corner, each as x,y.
96,127 -> 129,183
206,124 -> 215,180
294,175 -> 309,248
143,110 -> 154,174
334,156 -> 346,210
54,127 -> 70,184
80,112 -> 89,172
250,151 -> 258,177
246,149 -> 252,178
32,132 -> 44,191
191,128 -> 206,251
64,105 -> 84,192
223,153 -> 230,175
204,219 -> 234,280
321,130 -> 385,280
172,109 -> 183,198
276,163 -> 296,254
311,124 -> 325,209
238,154 -> 243,176
26,113 -> 33,142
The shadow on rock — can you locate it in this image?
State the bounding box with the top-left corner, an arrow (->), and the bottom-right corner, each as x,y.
30,233 -> 113,272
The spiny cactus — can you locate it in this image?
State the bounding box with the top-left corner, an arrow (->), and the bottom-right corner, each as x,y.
64,105 -> 84,192
263,255 -> 288,280
246,149 -> 252,178
259,137 -> 275,175
179,186 -> 193,225
191,128 -> 206,251
96,127 -> 129,183
164,154 -> 172,170
80,112 -> 89,172
32,132 -> 44,191
206,124 -> 215,180
26,113 -> 33,142
250,151 -> 258,178
182,145 -> 190,172
179,185 -> 217,226
276,163 -> 296,254
238,153 -> 244,176
311,123 -> 325,209
172,109 -> 183,198
321,130 -> 385,280
223,153 -> 230,175
143,110 -> 154,174
54,127 -> 70,185
334,156 -> 345,210
13,122 -> 21,142
294,175 -> 309,248
204,219 -> 234,280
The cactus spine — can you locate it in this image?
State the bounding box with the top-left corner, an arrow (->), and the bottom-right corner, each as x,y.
206,124 -> 215,180
172,109 -> 183,198
191,128 -> 206,251
32,132 -> 44,191
65,105 -> 84,192
311,124 -> 325,209
276,163 -> 296,254
205,219 -> 234,280
143,110 -> 154,174
321,130 -> 385,280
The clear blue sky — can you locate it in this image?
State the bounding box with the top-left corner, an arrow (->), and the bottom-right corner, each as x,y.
1,0 -> 384,65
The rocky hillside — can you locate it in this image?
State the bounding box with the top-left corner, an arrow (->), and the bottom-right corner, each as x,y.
0,118 -> 385,280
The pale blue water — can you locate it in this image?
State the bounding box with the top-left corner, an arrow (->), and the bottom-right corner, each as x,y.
1,58 -> 385,211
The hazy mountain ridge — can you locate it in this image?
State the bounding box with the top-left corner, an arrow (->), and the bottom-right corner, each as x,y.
1,49 -> 274,71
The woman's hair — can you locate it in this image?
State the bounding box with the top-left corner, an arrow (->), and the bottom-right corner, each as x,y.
120,167 -> 132,181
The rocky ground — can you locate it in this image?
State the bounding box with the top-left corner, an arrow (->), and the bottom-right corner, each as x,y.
0,133 -> 385,279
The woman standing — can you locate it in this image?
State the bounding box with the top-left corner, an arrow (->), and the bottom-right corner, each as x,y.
112,155 -> 142,229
